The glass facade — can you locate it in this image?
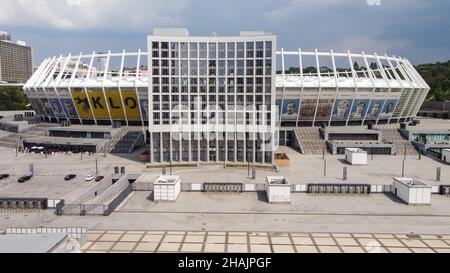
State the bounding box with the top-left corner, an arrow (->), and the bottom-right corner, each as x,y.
148,34 -> 276,164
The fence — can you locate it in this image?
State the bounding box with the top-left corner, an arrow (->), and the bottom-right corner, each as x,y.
57,175 -> 136,216
307,184 -> 371,195
6,227 -> 88,245
94,175 -> 133,205
69,174 -> 120,205
203,183 -> 243,193
136,182 -> 267,193
0,198 -> 47,210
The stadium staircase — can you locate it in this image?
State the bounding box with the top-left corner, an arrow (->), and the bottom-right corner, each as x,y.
102,126 -> 145,154
20,124 -> 56,137
294,127 -> 328,155
0,133 -> 39,148
380,128 -> 418,155
0,124 -> 56,148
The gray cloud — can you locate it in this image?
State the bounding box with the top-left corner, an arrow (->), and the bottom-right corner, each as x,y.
2,0 -> 448,65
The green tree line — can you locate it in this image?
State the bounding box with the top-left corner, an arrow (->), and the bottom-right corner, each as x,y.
0,86 -> 31,111
415,60 -> 450,101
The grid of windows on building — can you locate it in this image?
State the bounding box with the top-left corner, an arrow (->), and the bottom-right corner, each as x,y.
0,41 -> 33,83
149,37 -> 275,164
413,134 -> 450,143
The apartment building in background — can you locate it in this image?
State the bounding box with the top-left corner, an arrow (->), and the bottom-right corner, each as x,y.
0,31 -> 33,83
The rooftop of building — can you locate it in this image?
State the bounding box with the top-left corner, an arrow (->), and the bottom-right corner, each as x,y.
394,177 -> 430,188
0,233 -> 67,253
402,117 -> 450,133
151,28 -> 273,37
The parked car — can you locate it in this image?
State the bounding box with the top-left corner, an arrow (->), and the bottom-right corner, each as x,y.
64,174 -> 76,181
95,176 -> 105,182
0,174 -> 10,180
85,174 -> 95,181
18,175 -> 32,183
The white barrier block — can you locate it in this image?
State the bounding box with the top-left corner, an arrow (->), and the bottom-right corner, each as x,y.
244,184 -> 256,192
431,186 -> 440,194
191,184 -> 202,191
370,185 -> 377,193
294,184 -> 307,192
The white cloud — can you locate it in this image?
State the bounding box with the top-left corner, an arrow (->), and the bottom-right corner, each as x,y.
0,0 -> 188,31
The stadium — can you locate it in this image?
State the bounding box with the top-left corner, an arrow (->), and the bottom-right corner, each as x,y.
18,29 -> 430,163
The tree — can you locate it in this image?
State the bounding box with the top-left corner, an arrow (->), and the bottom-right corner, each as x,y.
415,60 -> 450,101
0,86 -> 31,111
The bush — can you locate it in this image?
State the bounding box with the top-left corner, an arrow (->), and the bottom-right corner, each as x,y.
0,86 -> 31,111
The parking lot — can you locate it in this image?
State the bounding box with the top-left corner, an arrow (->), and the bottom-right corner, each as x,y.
0,147 -> 145,201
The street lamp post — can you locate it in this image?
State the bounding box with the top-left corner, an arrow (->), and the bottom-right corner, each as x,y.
402,159 -> 405,177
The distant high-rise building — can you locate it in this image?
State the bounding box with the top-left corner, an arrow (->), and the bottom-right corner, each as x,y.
0,31 -> 33,83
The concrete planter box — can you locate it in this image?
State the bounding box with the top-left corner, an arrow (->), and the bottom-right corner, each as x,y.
345,148 -> 368,165
275,153 -> 290,166
266,176 -> 291,204
153,175 -> 181,202
392,177 -> 431,206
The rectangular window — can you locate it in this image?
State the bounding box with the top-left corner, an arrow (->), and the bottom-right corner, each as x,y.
189,42 -> 198,58
190,60 -> 198,75
218,43 -> 225,58
199,43 -> 207,58
227,60 -> 235,76
227,42 -> 235,58
171,42 -> 179,58
237,42 -> 245,58
180,42 -> 188,58
209,43 -> 216,58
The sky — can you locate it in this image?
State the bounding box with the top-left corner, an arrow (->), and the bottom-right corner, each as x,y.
0,0 -> 449,66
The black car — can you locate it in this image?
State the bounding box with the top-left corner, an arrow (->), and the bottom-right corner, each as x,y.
0,174 -> 10,180
18,175 -> 32,183
64,174 -> 76,181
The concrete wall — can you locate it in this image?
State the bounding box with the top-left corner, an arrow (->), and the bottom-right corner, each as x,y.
266,184 -> 291,203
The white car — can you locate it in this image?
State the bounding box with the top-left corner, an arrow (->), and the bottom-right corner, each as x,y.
85,174 -> 95,181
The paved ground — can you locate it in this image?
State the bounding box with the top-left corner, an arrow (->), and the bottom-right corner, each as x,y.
1,146 -> 450,239
119,192 -> 450,216
81,230 -> 450,253
0,147 -> 145,201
